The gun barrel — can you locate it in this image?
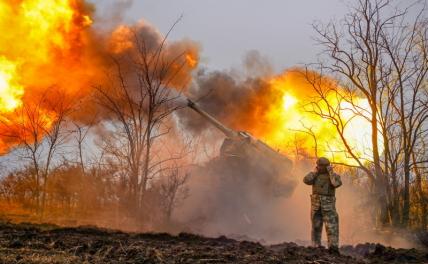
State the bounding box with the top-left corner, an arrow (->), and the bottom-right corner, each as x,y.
187,99 -> 238,138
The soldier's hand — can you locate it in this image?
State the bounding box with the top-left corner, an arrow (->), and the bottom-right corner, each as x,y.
327,165 -> 333,174
313,166 -> 319,174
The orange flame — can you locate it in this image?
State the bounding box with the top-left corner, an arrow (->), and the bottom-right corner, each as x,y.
0,0 -> 100,153
0,0 -> 199,154
234,70 -> 377,165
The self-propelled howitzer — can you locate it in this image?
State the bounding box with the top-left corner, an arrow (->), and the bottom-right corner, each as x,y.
187,99 -> 297,197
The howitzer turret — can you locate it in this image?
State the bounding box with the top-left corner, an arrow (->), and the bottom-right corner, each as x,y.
187,99 -> 297,197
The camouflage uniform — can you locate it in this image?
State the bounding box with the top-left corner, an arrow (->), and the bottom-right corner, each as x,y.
303,158 -> 342,249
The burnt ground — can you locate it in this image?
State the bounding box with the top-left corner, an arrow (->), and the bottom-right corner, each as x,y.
0,223 -> 426,264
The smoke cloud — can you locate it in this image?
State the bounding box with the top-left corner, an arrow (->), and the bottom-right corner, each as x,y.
177,52 -> 274,135
173,160 -> 416,248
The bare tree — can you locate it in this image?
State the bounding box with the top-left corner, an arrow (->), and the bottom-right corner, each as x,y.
309,0 -> 428,227
380,10 -> 428,226
158,167 -> 189,222
95,21 -> 195,223
2,91 -> 73,218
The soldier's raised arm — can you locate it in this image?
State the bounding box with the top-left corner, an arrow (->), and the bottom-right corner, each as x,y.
327,166 -> 342,188
303,171 -> 317,185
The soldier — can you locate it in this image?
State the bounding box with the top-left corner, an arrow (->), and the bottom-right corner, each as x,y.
303,157 -> 342,254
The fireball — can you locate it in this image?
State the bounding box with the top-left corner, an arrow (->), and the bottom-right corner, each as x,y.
0,0 -> 199,154
245,70 -> 378,165
0,0 -> 98,153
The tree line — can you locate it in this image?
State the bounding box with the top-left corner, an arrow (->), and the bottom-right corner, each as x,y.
303,0 -> 428,229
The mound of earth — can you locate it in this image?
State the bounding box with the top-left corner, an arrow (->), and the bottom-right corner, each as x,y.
0,222 -> 426,263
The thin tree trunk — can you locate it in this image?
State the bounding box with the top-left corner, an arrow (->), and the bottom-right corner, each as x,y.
402,154 -> 411,227
371,103 -> 389,226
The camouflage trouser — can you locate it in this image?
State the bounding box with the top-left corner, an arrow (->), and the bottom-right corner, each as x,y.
310,194 -> 339,248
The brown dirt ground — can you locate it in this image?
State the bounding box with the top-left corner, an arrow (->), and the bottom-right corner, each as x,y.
0,222 -> 426,263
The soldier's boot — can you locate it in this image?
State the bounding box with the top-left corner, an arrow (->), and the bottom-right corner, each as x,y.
328,246 -> 340,255
311,209 -> 323,247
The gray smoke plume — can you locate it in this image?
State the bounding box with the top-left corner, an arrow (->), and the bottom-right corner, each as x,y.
177,51 -> 274,134
92,0 -> 134,30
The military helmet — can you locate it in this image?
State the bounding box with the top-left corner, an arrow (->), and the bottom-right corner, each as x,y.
316,157 -> 330,166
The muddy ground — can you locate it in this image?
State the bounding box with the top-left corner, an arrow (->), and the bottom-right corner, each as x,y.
0,222 -> 426,263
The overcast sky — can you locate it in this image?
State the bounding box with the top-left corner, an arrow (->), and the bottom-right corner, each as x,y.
91,0 -> 350,72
